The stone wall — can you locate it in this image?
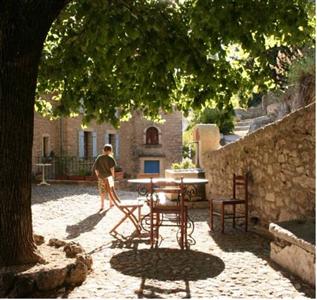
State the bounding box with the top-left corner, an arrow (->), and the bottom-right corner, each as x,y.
202,102 -> 315,227
32,112 -> 59,164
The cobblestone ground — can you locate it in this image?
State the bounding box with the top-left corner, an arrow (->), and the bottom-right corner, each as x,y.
32,184 -> 315,299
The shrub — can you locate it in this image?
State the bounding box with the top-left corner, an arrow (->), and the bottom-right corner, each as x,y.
196,106 -> 235,134
171,158 -> 196,170
182,129 -> 196,159
287,48 -> 315,86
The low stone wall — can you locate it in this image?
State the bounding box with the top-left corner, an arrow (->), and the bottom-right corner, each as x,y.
269,220 -> 315,286
203,102 -> 315,227
0,237 -> 92,298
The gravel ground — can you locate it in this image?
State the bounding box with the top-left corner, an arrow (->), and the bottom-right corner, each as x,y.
31,184 -> 315,299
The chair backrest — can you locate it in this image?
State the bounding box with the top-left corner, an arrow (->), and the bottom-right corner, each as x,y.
149,177 -> 184,207
152,180 -> 182,194
233,173 -> 248,201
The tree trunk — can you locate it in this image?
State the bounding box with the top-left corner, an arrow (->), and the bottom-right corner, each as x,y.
0,0 -> 67,266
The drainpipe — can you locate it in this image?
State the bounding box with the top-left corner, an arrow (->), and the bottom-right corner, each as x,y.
59,118 -> 64,156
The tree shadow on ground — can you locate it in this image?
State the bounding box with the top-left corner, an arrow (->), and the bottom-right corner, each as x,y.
65,209 -> 108,239
203,217 -> 315,298
87,232 -> 151,255
109,232 -> 151,249
135,278 -> 191,299
110,248 -> 225,298
188,210 -> 315,298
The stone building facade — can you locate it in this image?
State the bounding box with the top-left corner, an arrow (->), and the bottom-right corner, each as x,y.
118,111 -> 183,177
32,111 -> 183,178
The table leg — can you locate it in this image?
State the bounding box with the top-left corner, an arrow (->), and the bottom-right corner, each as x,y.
38,166 -> 50,186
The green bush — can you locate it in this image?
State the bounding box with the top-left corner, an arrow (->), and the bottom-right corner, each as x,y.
171,158 -> 196,170
287,48 -> 315,86
195,106 -> 235,134
182,129 -> 196,159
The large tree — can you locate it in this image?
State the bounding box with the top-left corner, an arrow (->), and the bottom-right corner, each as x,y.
0,0 -> 314,266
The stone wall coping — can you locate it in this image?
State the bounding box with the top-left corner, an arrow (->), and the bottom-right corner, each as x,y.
269,222 -> 315,254
165,168 -> 205,174
215,102 -> 315,153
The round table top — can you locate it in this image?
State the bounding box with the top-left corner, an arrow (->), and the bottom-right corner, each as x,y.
128,177 -> 208,184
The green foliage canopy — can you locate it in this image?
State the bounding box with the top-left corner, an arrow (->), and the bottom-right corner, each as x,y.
37,0 -> 315,126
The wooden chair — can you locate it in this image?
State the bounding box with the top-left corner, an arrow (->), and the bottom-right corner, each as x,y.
209,173 -> 248,233
149,178 -> 188,249
103,176 -> 143,236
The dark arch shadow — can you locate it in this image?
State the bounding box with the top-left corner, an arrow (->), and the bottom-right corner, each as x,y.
110,248 -> 225,281
65,209 -> 108,239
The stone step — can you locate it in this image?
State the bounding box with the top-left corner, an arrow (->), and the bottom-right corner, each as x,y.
233,129 -> 249,136
236,119 -> 253,126
223,134 -> 243,144
234,125 -> 251,131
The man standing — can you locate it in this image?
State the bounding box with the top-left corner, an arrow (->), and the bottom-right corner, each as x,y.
92,144 -> 116,211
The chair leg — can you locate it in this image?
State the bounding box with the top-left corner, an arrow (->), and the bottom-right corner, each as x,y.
245,204 -> 248,232
122,207 -> 140,231
156,213 -> 160,244
138,206 -> 141,229
109,207 -> 139,234
209,200 -> 213,231
150,209 -> 154,248
221,203 -> 225,234
184,208 -> 188,249
233,204 -> 236,228
180,209 -> 184,250
110,214 -> 129,234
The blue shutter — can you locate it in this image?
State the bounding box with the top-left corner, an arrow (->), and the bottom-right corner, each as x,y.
144,160 -> 160,174
78,131 -> 85,158
104,132 -> 109,144
92,132 -> 97,157
115,134 -> 120,159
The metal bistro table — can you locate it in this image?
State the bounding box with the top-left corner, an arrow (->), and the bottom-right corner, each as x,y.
130,177 -> 208,201
36,163 -> 52,186
128,177 -> 208,248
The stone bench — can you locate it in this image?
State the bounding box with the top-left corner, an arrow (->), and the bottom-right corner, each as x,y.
269,219 -> 315,286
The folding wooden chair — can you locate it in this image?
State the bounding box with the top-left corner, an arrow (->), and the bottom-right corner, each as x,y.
149,178 -> 188,249
209,173 -> 248,233
103,177 -> 143,236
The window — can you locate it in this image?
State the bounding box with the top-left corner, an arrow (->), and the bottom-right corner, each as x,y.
144,160 -> 160,174
79,131 -> 97,159
42,136 -> 49,157
108,133 -> 115,149
105,132 -> 119,159
84,131 -> 90,159
146,127 -> 159,145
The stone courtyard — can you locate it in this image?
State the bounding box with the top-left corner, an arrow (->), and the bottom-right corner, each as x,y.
32,184 -> 315,299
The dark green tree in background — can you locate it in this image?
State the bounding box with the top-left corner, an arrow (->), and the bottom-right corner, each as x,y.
0,0 -> 314,266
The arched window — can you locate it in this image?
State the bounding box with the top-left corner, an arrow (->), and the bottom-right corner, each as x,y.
146,127 -> 159,145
